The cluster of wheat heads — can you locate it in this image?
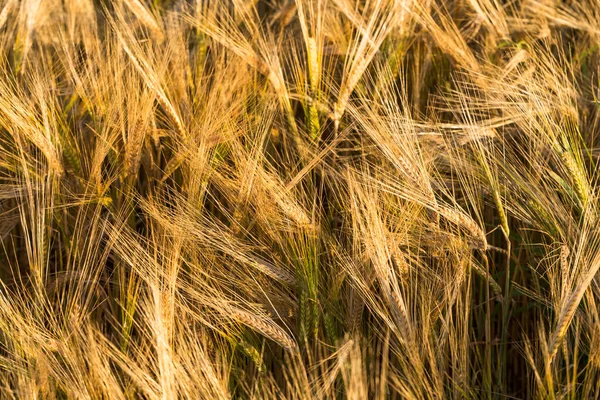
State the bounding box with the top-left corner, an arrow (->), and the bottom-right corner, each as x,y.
1,0 -> 600,398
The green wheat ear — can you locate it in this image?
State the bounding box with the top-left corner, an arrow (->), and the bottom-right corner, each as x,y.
324,311 -> 337,344
299,289 -> 309,343
561,150 -> 590,208
59,122 -> 81,175
238,339 -> 266,374
13,31 -> 24,73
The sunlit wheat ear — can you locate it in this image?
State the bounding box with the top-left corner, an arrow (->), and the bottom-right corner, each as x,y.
187,4 -> 301,147
391,251 -> 410,278
436,206 -> 487,251
560,244 -> 570,299
548,255 -> 600,361
0,0 -> 16,30
306,37 -> 320,91
257,169 -> 314,229
248,257 -> 296,286
108,8 -> 185,137
330,0 -> 397,130
305,36 -> 322,141
346,170 -> 416,350
123,0 -> 164,41
470,262 -> 502,298
387,281 -> 413,343
230,309 -> 297,351
560,148 -> 591,209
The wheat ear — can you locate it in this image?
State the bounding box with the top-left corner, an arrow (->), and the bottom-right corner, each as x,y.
231,309 -> 297,351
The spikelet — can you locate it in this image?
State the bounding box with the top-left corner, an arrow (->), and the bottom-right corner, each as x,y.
123,0 -> 164,41
273,1 -> 297,29
548,252 -> 600,362
276,197 -> 312,226
561,150 -> 590,208
249,258 -> 296,286
348,294 -> 364,332
560,244 -> 570,298
311,298 -> 319,339
471,262 -> 503,298
307,37 -> 320,91
260,172 -> 313,227
548,289 -> 580,361
231,309 -> 297,351
492,188 -> 509,237
61,136 -> 81,175
125,123 -> 145,179
527,199 -> 560,237
152,85 -> 185,137
396,154 -> 422,187
387,283 -> 413,344
299,290 -> 310,342
238,340 -> 265,373
437,206 -> 487,250
112,18 -> 185,137
324,312 -> 337,344
548,266 -> 592,362
0,0 -> 16,30
308,100 -> 320,142
391,251 -> 409,278
334,54 -> 372,128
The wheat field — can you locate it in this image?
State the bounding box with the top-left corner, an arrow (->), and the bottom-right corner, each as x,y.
0,0 -> 599,398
